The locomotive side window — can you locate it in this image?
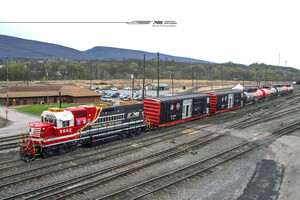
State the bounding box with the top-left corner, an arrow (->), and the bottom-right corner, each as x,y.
62,121 -> 70,127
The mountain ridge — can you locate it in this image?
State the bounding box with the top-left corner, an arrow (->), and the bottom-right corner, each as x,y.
0,34 -> 212,63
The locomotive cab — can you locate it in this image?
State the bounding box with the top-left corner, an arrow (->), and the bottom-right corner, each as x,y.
20,108 -> 77,161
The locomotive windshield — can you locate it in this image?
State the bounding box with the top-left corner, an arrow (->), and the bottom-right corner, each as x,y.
41,116 -> 57,127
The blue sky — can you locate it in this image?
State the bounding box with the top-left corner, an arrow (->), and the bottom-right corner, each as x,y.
0,0 -> 299,70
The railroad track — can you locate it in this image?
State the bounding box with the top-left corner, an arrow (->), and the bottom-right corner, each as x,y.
234,107 -> 300,129
0,123 -> 212,189
0,135 -> 19,143
0,135 -> 19,151
2,130 -> 225,200
226,97 -> 300,129
98,121 -> 300,200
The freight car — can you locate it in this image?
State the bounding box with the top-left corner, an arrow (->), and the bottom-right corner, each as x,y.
20,102 -> 145,161
143,93 -> 211,129
243,85 -> 293,105
204,89 -> 244,114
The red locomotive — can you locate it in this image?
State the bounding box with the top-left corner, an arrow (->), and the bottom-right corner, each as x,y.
20,103 -> 145,162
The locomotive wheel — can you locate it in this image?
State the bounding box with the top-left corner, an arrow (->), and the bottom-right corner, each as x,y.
119,132 -> 127,140
130,129 -> 136,137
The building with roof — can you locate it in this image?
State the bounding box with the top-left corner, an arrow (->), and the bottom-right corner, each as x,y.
147,83 -> 169,91
0,85 -> 102,106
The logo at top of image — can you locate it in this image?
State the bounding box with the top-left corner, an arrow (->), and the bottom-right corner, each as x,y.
126,20 -> 177,27
152,20 -> 177,27
153,21 -> 163,25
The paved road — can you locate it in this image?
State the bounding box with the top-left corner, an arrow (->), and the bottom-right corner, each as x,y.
0,106 -> 39,138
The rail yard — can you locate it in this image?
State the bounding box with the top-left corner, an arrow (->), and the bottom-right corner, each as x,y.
0,85 -> 299,200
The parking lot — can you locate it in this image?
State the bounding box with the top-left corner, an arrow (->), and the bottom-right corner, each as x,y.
92,88 -> 172,105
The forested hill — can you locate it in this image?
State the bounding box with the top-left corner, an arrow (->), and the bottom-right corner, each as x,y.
86,46 -> 211,63
0,35 -> 89,59
0,34 -> 211,63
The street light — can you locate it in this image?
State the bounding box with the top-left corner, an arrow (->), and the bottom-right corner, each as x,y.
157,52 -> 160,98
142,54 -> 146,100
132,69 -> 137,99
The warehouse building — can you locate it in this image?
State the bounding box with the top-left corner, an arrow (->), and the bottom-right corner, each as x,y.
0,85 -> 102,106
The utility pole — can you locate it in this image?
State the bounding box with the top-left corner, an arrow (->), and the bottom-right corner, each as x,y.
264,66 -> 267,85
46,67 -> 49,105
222,67 -> 224,88
59,92 -> 61,108
195,72 -> 198,92
26,65 -> 29,85
90,66 -> 92,89
142,54 -> 145,100
132,71 -> 135,98
256,67 -> 259,86
210,66 -> 213,90
157,52 -> 160,98
6,59 -> 9,106
172,68 -> 174,96
0,59 -> 8,105
192,68 -> 194,87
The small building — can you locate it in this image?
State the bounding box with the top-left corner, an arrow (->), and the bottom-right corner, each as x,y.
148,83 -> 169,91
0,85 -> 102,106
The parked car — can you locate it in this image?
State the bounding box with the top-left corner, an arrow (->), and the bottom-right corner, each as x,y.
120,94 -> 131,101
119,94 -> 128,99
111,92 -> 120,98
111,87 -> 118,91
90,87 -> 96,91
123,87 -> 131,90
98,90 -> 108,95
95,87 -> 102,90
133,95 -> 143,101
126,95 -> 132,100
100,96 -> 112,102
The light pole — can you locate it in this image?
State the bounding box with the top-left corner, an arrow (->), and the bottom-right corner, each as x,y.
142,54 -> 146,100
210,66 -> 213,90
157,52 -> 160,98
132,69 -> 137,99
26,65 -> 29,85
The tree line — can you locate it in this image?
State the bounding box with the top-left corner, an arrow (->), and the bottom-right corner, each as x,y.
0,59 -> 299,83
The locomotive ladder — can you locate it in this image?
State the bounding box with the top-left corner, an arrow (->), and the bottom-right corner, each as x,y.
31,128 -> 43,160
145,116 -> 151,132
